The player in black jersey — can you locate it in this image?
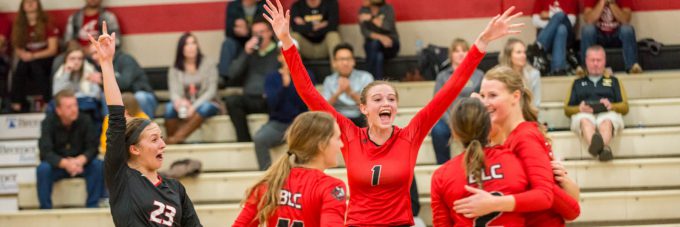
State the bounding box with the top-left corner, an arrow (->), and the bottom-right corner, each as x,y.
90,22 -> 202,227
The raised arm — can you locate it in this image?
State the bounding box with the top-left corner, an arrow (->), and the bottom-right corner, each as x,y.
407,6 -> 524,141
263,0 -> 355,130
89,22 -> 126,193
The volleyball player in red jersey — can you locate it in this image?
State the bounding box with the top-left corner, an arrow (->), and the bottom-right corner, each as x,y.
233,112 -> 347,227
456,66 -> 580,226
262,0 -> 524,225
431,98 -> 529,227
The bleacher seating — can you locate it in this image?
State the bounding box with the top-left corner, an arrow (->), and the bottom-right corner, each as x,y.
2,70 -> 680,226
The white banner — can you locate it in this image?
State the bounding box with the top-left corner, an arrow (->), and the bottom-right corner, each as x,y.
0,113 -> 45,140
0,140 -> 39,167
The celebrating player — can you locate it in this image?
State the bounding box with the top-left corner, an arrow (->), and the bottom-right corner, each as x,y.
92,22 -> 202,226
431,98 -> 530,226
262,0 -> 523,225
457,66 -> 580,225
232,111 -> 347,227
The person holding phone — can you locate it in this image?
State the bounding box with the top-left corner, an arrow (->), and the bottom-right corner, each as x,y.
564,45 -> 628,162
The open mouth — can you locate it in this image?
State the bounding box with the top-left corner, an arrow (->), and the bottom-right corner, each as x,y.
156,153 -> 164,161
379,109 -> 392,122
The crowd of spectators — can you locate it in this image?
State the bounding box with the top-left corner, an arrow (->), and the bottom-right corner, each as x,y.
0,0 -> 651,210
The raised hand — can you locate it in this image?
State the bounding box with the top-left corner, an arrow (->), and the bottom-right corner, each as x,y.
475,6 -> 524,52
88,21 -> 116,64
262,0 -> 294,49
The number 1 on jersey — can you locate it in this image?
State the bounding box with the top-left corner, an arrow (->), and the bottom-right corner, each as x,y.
371,165 -> 382,186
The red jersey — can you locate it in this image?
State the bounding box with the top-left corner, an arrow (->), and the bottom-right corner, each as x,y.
78,13 -> 100,47
283,45 -> 484,226
23,23 -> 59,52
532,0 -> 578,15
584,0 -> 633,34
431,145 -> 528,227
233,168 -> 347,227
504,122 -> 580,226
0,15 -> 11,55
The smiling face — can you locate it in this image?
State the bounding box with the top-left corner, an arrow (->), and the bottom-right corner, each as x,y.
129,123 -> 166,171
478,79 -> 520,127
360,83 -> 398,129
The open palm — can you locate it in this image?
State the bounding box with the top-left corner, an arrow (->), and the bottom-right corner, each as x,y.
263,0 -> 291,42
88,21 -> 116,63
479,6 -> 524,43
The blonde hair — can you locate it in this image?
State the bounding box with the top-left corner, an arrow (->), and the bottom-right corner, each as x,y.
241,112 -> 337,226
450,38 -> 470,53
484,66 -> 551,144
122,92 -> 142,116
449,98 -> 490,188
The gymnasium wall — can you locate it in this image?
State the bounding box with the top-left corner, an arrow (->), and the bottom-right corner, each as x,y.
1,0 -> 679,68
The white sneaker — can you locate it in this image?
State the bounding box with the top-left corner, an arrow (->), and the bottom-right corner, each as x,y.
412,216 -> 426,227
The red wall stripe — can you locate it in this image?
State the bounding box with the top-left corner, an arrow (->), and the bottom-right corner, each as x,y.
0,0 -> 678,35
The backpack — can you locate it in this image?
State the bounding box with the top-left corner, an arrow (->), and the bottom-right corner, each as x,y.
417,44 -> 450,81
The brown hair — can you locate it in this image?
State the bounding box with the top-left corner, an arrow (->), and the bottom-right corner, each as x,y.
484,66 -> 551,144
359,80 -> 399,104
124,118 -> 155,153
242,111 -> 337,226
122,92 -> 142,116
11,0 -> 50,50
450,38 -> 470,53
54,88 -> 76,107
449,98 -> 490,189
63,46 -> 85,73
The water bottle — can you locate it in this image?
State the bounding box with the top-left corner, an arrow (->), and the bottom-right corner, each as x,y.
415,39 -> 424,55
178,105 -> 188,119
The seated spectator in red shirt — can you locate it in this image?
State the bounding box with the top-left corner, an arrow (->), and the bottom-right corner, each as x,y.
10,0 -> 59,113
63,0 -> 121,48
290,0 -> 341,62
581,0 -> 642,74
529,0 -> 578,75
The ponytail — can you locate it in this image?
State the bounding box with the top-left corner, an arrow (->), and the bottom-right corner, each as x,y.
240,112 -> 336,226
519,86 -> 552,145
241,153 -> 293,226
463,140 -> 486,189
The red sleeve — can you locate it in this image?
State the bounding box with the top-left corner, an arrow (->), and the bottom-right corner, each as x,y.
282,46 -> 358,151
583,0 -> 596,8
405,45 -> 484,145
511,133 -> 555,212
562,0 -> 580,15
319,180 -> 348,227
551,186 -> 580,221
232,186 -> 264,227
431,168 -> 454,227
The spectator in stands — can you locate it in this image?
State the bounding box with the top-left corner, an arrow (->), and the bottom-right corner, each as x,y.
253,41 -> 310,170
565,45 -> 628,162
37,89 -> 103,209
290,0 -> 341,61
10,0 -> 59,113
430,38 -> 484,164
530,0 -> 578,75
165,33 -> 221,144
0,15 -> 11,109
225,18 -> 279,142
322,43 -> 373,127
359,0 -> 399,80
99,92 -> 148,154
88,41 -> 157,117
499,38 -> 542,108
581,0 -> 642,74
64,0 -> 121,48
53,46 -> 101,99
220,0 -> 266,83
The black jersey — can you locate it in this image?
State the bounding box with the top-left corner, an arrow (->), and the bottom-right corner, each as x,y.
105,105 -> 202,227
